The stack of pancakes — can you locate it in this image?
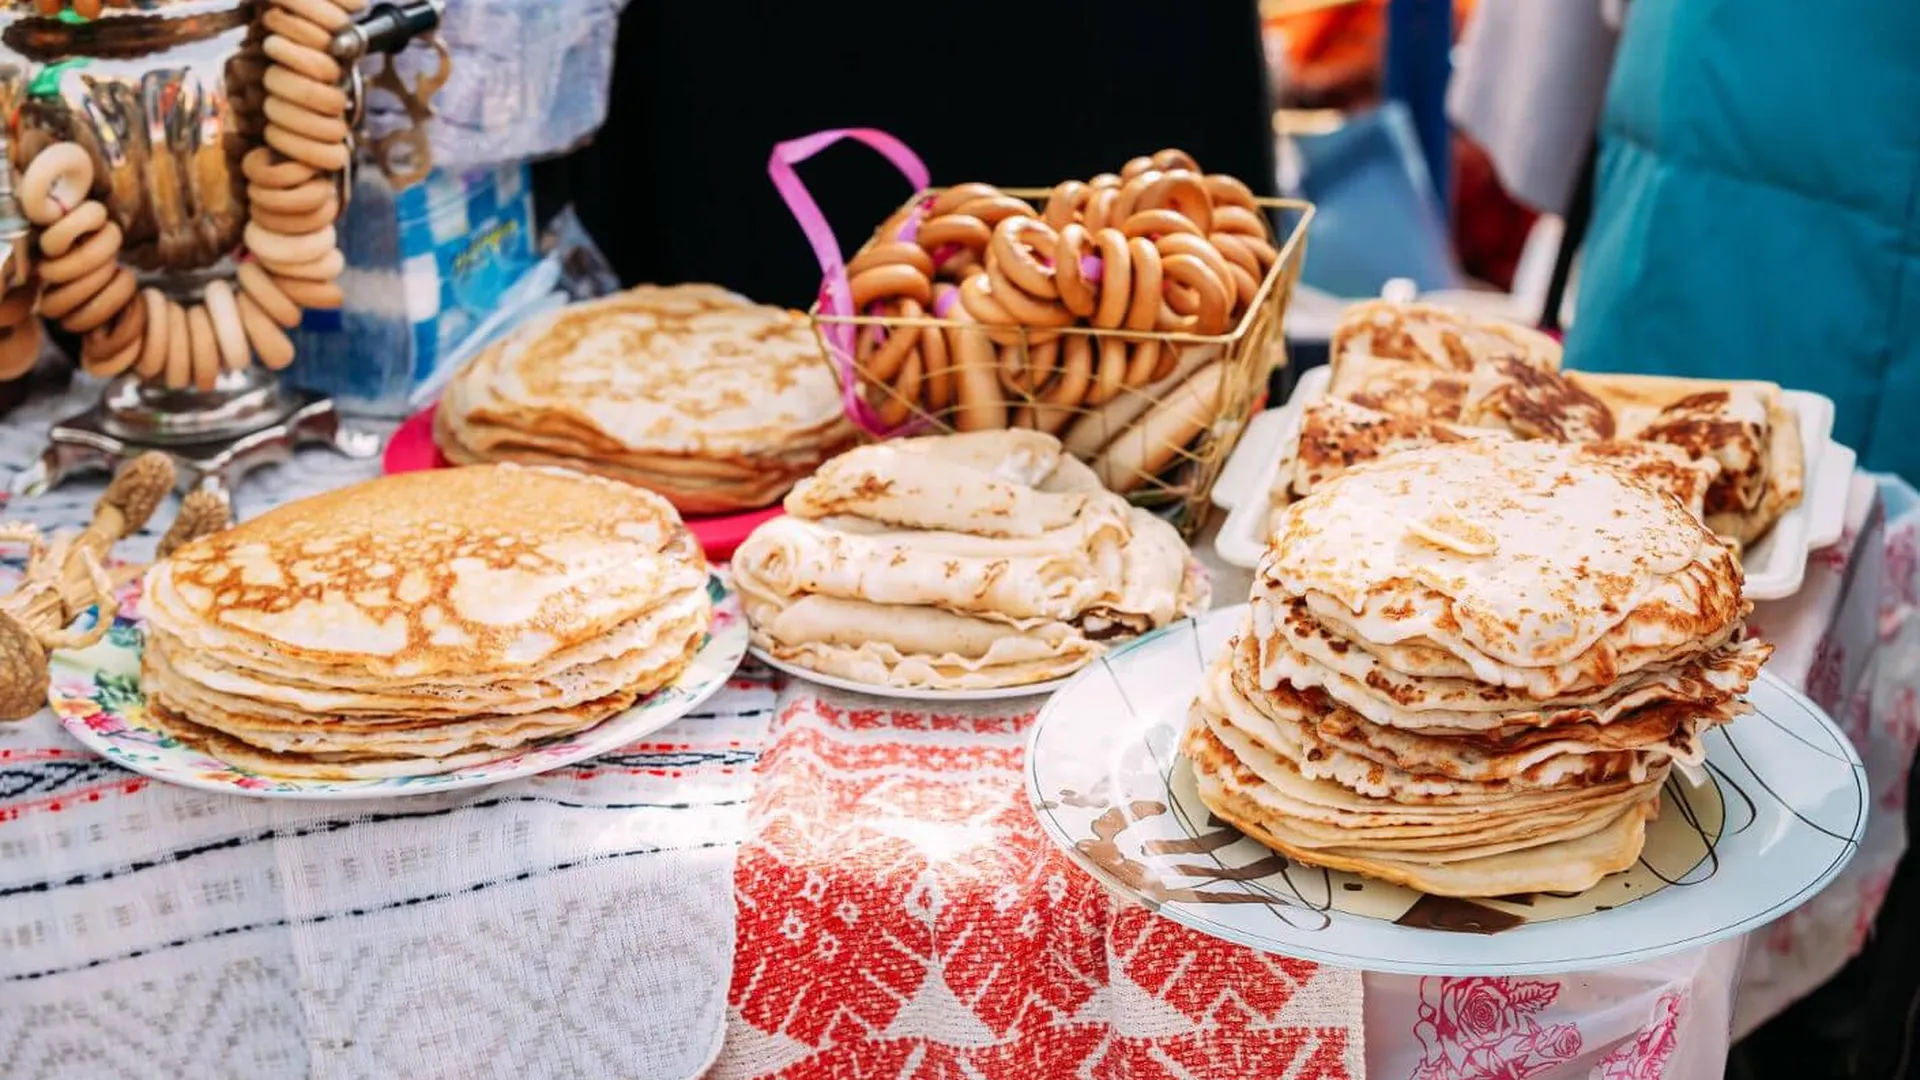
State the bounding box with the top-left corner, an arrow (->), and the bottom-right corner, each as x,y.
1192,440 -> 1772,896
141,465 -> 712,779
438,284 -> 855,514
733,430 -> 1210,690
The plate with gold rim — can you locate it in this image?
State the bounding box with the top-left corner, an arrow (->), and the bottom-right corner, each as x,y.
1023,605 -> 1867,975
47,575 -> 749,800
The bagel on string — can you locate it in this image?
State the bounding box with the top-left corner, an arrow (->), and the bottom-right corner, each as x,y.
2,0 -> 354,390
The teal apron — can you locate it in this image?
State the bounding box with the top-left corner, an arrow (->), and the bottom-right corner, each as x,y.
1567,0 -> 1920,481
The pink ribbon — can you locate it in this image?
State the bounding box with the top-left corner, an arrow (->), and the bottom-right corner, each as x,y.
769,128 -> 930,436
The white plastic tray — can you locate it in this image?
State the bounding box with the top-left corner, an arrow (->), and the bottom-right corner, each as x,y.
1212,365 -> 1851,601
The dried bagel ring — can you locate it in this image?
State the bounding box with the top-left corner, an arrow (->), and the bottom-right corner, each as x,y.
40,221 -> 122,284
275,276 -> 343,309
270,0 -> 352,33
921,288 -> 956,412
856,298 -> 923,383
248,178 -> 333,215
849,262 -> 932,310
264,123 -> 350,172
950,195 -> 1032,228
263,7 -> 334,50
1151,148 -> 1202,173
1157,233 -> 1238,308
1053,224 -> 1098,319
1043,180 -> 1088,230
39,259 -> 118,321
1160,253 -> 1234,336
1033,334 -> 1095,434
917,213 -> 992,255
958,271 -> 1056,348
204,280 -> 252,371
82,334 -> 142,380
1081,187 -> 1120,231
1088,172 -> 1124,191
238,294 -> 297,369
61,267 -> 136,334
135,289 -> 171,380
1122,237 -> 1163,333
251,200 -> 338,236
1132,170 -> 1213,233
1090,336 -> 1129,405
1119,155 -> 1157,180
1090,228 -> 1132,330
263,95 -> 350,144
260,247 -> 345,282
945,305 -> 1007,431
1211,231 -> 1262,278
1112,170 -> 1161,224
1122,209 -> 1205,241
237,261 -> 304,327
1218,256 -> 1262,313
263,33 -> 342,83
162,299 -> 192,390
1216,229 -> 1279,271
1001,338 -> 1060,398
185,304 -> 221,390
39,200 -> 107,259
80,289 -> 146,361
1203,173 -> 1259,212
1123,237 -> 1164,386
984,260 -> 1073,329
19,143 -> 94,226
1210,204 -> 1269,238
988,216 -> 1060,300
848,241 -> 935,280
263,66 -> 349,118
245,222 -> 336,266
243,147 -> 319,189
873,345 -> 924,429
928,183 -> 1003,218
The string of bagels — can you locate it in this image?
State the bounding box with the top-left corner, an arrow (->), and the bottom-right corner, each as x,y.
0,0 -> 363,386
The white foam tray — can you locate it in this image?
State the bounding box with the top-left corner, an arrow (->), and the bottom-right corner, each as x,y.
1211,365 -> 1851,601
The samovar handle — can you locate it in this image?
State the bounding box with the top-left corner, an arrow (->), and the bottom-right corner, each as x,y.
329,0 -> 449,193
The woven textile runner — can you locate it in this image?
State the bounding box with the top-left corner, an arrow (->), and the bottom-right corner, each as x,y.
716,688 -> 1365,1078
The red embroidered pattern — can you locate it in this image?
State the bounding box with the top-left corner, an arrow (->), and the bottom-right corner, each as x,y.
723,694 -> 1360,1078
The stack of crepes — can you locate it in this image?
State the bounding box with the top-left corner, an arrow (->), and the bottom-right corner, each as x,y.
437,283 -> 856,514
141,465 -> 712,779
732,430 -> 1210,690
1190,439 -> 1773,897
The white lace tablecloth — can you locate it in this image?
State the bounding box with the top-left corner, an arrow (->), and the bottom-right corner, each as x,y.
1,378 -> 1914,1079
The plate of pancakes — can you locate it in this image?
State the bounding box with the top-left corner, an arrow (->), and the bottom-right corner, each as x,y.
394,283 -> 858,562
46,465 -> 748,799
1030,440 -> 1865,974
729,430 -> 1212,700
1212,302 -> 1848,600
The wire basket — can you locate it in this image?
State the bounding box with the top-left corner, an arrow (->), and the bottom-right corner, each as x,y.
808,189 -> 1313,537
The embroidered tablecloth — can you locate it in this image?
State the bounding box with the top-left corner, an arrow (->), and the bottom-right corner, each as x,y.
2,378 -> 1914,1079
0,386 -> 770,1080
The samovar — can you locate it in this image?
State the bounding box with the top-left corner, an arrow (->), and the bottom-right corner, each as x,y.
0,0 -> 445,497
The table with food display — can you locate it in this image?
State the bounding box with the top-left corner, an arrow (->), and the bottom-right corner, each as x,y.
3,142 -> 1916,1080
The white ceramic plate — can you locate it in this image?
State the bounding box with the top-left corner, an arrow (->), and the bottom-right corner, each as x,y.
749,646 -> 1070,701
48,576 -> 750,800
1212,365 -> 1850,599
1026,606 -> 1867,975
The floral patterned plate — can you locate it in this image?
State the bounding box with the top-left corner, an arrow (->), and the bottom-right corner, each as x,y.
1025,605 -> 1869,975
47,575 -> 749,800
